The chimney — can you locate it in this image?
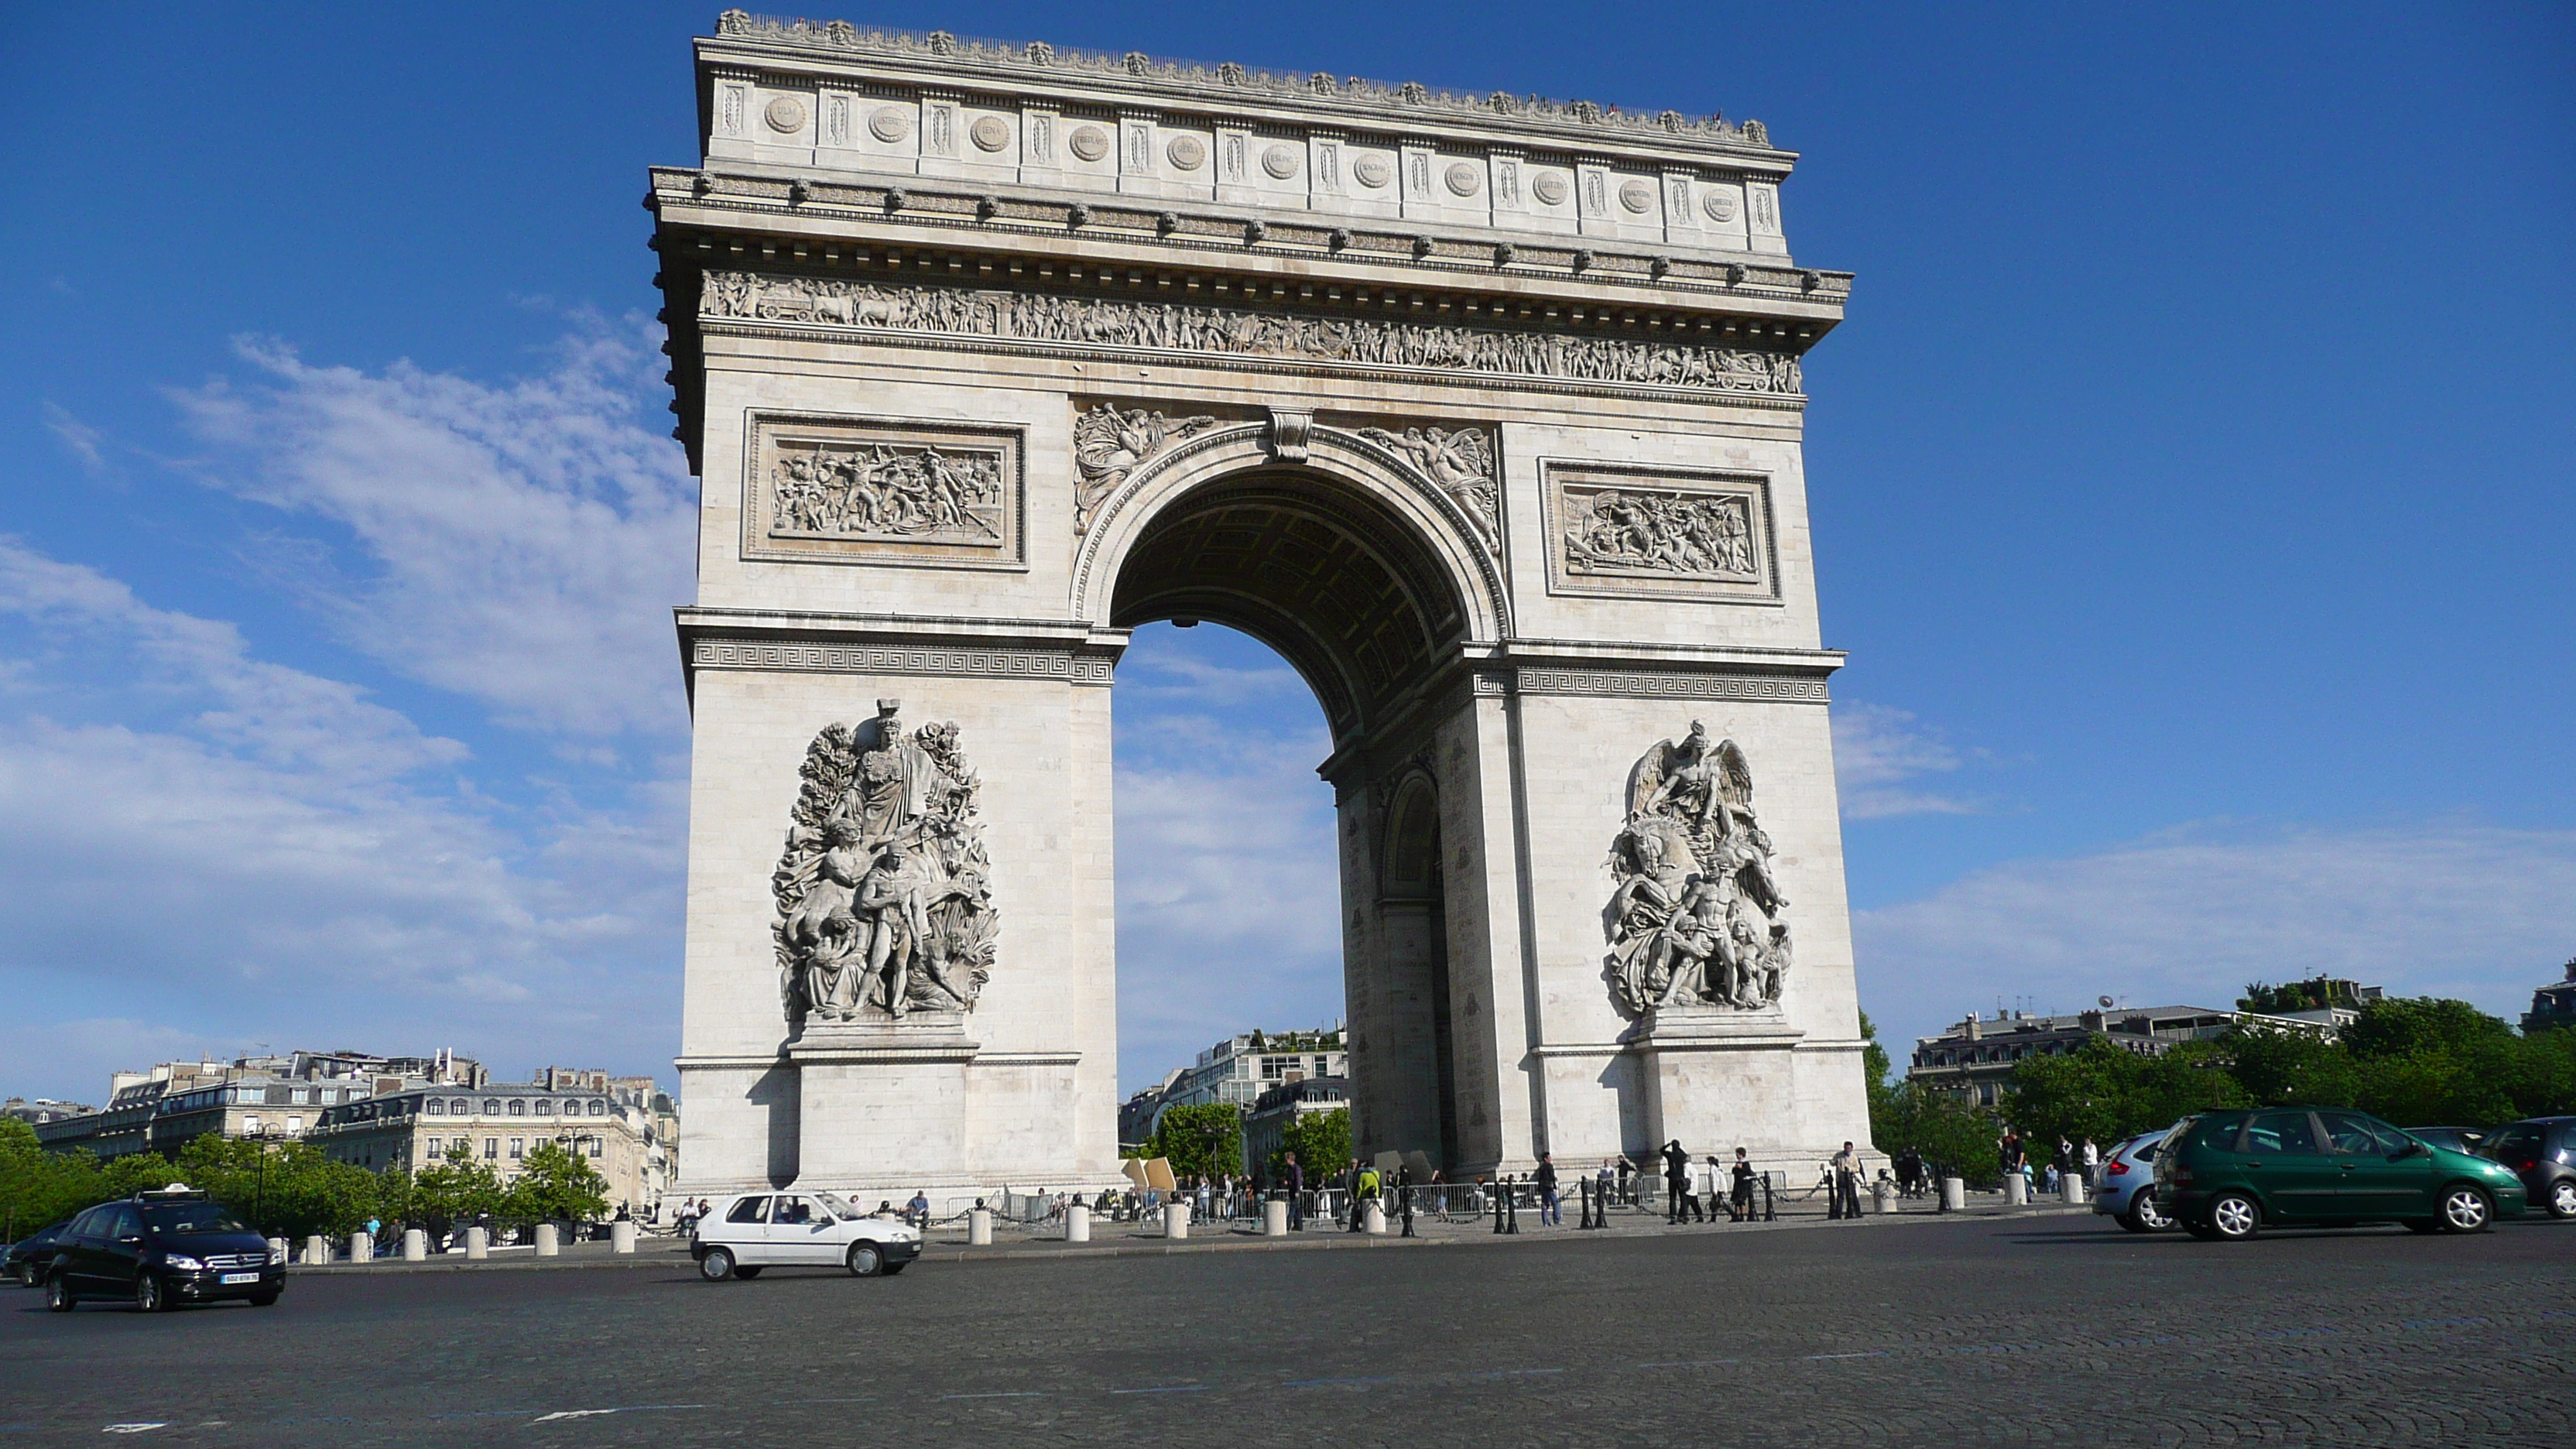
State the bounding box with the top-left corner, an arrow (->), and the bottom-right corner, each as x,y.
1962,1012 -> 1982,1042
2079,1009 -> 2105,1031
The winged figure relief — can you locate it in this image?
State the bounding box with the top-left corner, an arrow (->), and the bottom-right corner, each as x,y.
1355,425 -> 1501,554
1070,405 -> 1218,533
1604,722 -> 1791,1018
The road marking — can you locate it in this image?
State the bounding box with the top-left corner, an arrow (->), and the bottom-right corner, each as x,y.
1284,1376 -> 1397,1389
937,1392 -> 1043,1399
1638,1359 -> 1741,1369
1108,1386 -> 1208,1396
532,1411 -> 618,1423
101,1430 -> 166,1437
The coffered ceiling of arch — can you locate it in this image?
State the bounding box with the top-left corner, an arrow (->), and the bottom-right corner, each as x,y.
1108,476 -> 1465,744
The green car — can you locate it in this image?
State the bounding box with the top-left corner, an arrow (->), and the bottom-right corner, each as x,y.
2154,1107 -> 2527,1241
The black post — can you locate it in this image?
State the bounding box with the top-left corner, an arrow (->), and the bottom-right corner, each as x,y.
1491,1180 -> 1505,1235
1505,1174 -> 1520,1235
1762,1170 -> 1776,1222
1400,1183 -> 1415,1238
1578,1179 -> 1593,1230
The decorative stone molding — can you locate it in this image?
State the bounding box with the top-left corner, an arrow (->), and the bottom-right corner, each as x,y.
1514,669 -> 1826,702
740,412 -> 1024,570
1070,404 -> 1218,533
1265,408 -> 1313,464
1541,459 -> 1780,605
691,638 -> 1115,685
1354,424 -> 1500,557
1603,724 -> 1793,1019
701,271 -> 1804,399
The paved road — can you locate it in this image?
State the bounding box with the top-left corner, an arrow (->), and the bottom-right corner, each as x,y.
4,1213 -> 2568,1447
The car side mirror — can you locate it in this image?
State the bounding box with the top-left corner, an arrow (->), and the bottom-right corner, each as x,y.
2393,1143 -> 2427,1160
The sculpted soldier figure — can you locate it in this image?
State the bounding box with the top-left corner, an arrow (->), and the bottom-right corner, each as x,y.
1604,721 -> 1793,1016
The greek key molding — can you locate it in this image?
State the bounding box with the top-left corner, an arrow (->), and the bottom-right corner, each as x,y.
1517,669 -> 1827,703
692,638 -> 1115,684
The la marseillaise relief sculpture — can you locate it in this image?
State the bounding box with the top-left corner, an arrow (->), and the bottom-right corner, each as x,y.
659,13 -> 1872,1194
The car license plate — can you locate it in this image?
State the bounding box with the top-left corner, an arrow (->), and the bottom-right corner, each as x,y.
221,1272 -> 259,1284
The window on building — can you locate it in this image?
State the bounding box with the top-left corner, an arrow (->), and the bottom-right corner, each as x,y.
243,1115 -> 261,1134
426,1098 -> 444,1115
588,1100 -> 605,1117
289,1088 -> 309,1105
589,1138 -> 603,1158
535,1099 -> 554,1116
451,1137 -> 468,1156
509,1137 -> 524,1160
484,1138 -> 498,1160
286,1115 -> 303,1135
508,1099 -> 526,1116
482,1098 -> 501,1115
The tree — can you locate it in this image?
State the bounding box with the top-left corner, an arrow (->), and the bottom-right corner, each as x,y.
0,1121 -> 176,1238
2239,976 -> 2368,1016
2343,997 -> 2514,1061
505,1139 -> 611,1225
1148,1103 -> 1244,1182
1276,1107 -> 1352,1183
413,1142 -> 505,1238
1859,1012 -> 1898,1149
1870,1083 -> 2002,1187
173,1134 -> 377,1240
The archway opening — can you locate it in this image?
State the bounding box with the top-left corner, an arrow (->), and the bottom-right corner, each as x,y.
1106,466 -> 1477,1173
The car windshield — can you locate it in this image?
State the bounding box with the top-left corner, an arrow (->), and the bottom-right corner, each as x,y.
814,1191 -> 859,1219
142,1204 -> 249,1235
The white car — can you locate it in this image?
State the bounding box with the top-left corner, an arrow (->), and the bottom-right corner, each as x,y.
690,1190 -> 923,1280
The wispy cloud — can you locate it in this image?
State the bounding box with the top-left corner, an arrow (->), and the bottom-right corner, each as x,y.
1855,820 -> 2576,1047
40,401 -> 105,475
1834,702 -> 1982,819
169,320 -> 696,738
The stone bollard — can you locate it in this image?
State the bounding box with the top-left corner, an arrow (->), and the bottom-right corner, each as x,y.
303,1235 -> 330,1266
2004,1173 -> 2029,1206
351,1231 -> 373,1263
1941,1177 -> 1966,1211
1163,1201 -> 1190,1241
2061,1174 -> 2087,1206
611,1221 -> 637,1254
1262,1198 -> 1288,1237
1874,1181 -> 1899,1215
968,1208 -> 993,1245
402,1228 -> 426,1262
1364,1201 -> 1388,1235
465,1226 -> 490,1261
1066,1205 -> 1091,1243
535,1223 -> 560,1257
267,1237 -> 289,1265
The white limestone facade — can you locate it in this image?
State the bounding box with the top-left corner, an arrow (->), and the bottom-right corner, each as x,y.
658,14 -> 1871,1198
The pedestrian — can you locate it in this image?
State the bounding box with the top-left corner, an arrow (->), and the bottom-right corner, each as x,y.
1596,1159 -> 1616,1216
1660,1140 -> 1689,1222
1534,1153 -> 1560,1225
1353,1160 -> 1382,1231
1897,1146 -> 1925,1198
1283,1151 -> 1306,1231
1730,1147 -> 1758,1221
907,1188 -> 930,1228
1831,1141 -> 1863,1220
2081,1136 -> 2101,1180
1616,1153 -> 1634,1207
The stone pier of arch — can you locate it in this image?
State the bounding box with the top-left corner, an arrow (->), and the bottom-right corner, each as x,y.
658,16 -> 1875,1197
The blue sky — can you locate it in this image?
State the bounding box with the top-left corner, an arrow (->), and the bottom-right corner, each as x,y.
2,3 -> 2568,1103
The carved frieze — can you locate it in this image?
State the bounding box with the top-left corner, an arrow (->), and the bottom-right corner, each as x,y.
741,413 -> 1023,570
1604,724 -> 1791,1019
773,701 -> 999,1026
1355,424 -> 1501,556
1071,404 -> 1218,533
1543,461 -> 1776,604
702,272 -> 1804,399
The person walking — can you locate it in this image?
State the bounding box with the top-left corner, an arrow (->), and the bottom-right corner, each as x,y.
1730,1147 -> 1758,1221
1283,1152 -> 1306,1231
1660,1140 -> 1690,1223
1897,1146 -> 1925,1198
1533,1153 -> 1560,1226
1831,1141 -> 1863,1220
1616,1154 -> 1634,1208
1596,1159 -> 1617,1218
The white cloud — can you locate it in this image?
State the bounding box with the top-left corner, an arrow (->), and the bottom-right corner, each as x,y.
1833,701 -> 1981,819
1112,659 -> 1344,1092
169,323 -> 697,738
40,402 -> 105,475
1855,820 -> 2576,1049
0,535 -> 683,1105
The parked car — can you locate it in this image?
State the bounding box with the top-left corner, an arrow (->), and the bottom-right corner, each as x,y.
2477,1116 -> 2576,1220
39,1187 -> 283,1312
5,1218 -> 75,1286
2155,1107 -> 2527,1241
2091,1129 -> 2176,1231
689,1190 -> 922,1281
2406,1125 -> 2487,1156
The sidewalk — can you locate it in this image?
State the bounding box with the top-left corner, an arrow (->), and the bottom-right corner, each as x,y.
293,1192 -> 2097,1274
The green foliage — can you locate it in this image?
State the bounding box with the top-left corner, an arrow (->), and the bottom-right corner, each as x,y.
2341,996 -> 2513,1060
413,1142 -> 505,1234
0,1120 -> 181,1239
2005,1039 -> 2249,1149
1147,1103 -> 1244,1183
505,1139 -> 611,1225
172,1135 -> 378,1240
1869,1083 -> 2002,1187
2238,976 -> 2369,1015
1275,1107 -> 1352,1182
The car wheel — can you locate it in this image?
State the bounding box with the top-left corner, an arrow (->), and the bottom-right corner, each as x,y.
2547,1179 -> 2576,1221
698,1246 -> 736,1282
846,1243 -> 883,1277
2208,1191 -> 2261,1242
2437,1184 -> 2492,1234
133,1274 -> 167,1314
44,1275 -> 75,1312
2126,1190 -> 2174,1233
248,1291 -> 279,1307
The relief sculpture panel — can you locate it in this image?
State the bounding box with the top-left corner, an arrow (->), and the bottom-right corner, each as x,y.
1544,461 -> 1776,604
741,413 -> 1024,570
1603,723 -> 1792,1018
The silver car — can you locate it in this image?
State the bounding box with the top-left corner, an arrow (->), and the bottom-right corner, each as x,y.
2091,1129 -> 2176,1231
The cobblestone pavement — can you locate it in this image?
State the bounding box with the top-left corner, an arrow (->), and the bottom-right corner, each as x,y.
3,1213 -> 2567,1447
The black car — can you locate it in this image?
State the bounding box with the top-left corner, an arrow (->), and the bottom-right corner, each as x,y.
40,1188 -> 283,1312
5,1218 -> 75,1287
2479,1116 -> 2576,1220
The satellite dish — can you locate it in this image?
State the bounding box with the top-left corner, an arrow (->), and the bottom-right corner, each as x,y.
2098,995 -> 2115,1009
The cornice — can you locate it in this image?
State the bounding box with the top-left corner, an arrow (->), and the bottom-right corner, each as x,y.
704,13 -> 1790,166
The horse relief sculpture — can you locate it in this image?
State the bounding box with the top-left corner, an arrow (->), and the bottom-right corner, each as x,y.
772,700 -> 999,1026
1564,485 -> 1759,581
1604,722 -> 1793,1017
1355,425 -> 1501,554
770,440 -> 1005,545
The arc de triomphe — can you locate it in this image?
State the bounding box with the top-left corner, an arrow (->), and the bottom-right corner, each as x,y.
657,13 -> 1872,1197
